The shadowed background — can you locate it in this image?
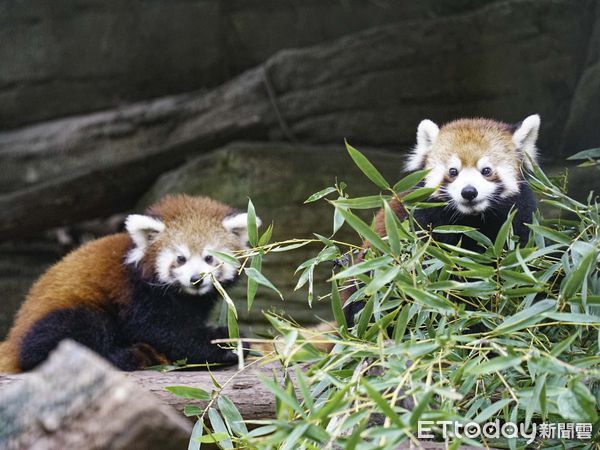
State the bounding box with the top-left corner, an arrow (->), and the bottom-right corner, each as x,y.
1,0 -> 599,337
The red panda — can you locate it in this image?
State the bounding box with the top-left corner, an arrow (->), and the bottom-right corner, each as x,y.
0,195 -> 260,372
343,115 -> 540,324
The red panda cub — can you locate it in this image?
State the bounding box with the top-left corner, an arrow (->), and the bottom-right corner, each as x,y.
344,115 -> 540,324
0,195 -> 260,372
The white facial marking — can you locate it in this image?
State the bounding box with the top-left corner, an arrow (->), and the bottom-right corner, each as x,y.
446,167 -> 497,214
125,214 -> 165,265
495,163 -> 520,197
155,243 -> 239,296
406,119 -> 440,171
512,114 -> 540,169
222,213 -> 262,247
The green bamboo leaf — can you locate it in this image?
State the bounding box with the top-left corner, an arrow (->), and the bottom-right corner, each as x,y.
402,186 -> 437,203
335,207 -> 389,253
333,206 -> 345,234
494,210 -> 516,256
294,368 -> 314,409
557,382 -> 598,423
362,380 -> 404,427
280,424 -> 309,450
356,295 -> 374,337
246,198 -> 259,246
469,356 -> 523,376
212,276 -> 237,319
392,168 -> 430,193
333,196 -> 389,209
258,223 -> 273,246
401,286 -> 456,313
345,141 -> 390,190
393,306 -> 410,343
560,249 -> 597,300
433,225 -> 478,233
218,395 -> 248,436
195,432 -> 230,444
207,408 -> 233,449
247,254 -> 262,311
526,224 -> 571,244
227,307 -> 239,339
525,373 -> 546,429
492,299 -> 556,334
165,386 -> 211,400
332,255 -> 394,280
207,249 -> 240,268
364,266 -> 400,295
304,186 -> 337,203
409,391 -> 434,427
245,267 -> 282,299
383,200 -> 401,255
188,419 -> 203,450
258,375 -> 304,416
474,398 -> 512,423
542,312 -> 600,324
184,405 -> 204,417
331,280 -> 348,331
567,147 -> 600,160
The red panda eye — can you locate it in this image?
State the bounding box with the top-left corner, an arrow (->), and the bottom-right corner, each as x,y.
204,255 -> 214,264
481,167 -> 492,176
449,168 -> 459,177
176,255 -> 187,265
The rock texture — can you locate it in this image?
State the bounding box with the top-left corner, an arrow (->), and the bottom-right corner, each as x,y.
0,0 -> 596,239
0,0 -> 458,129
561,0 -> 600,154
0,340 -> 191,450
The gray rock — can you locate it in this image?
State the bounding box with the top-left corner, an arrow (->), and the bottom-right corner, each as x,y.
561,0 -> 600,156
0,0 -> 595,238
0,340 -> 191,450
0,0 -> 453,129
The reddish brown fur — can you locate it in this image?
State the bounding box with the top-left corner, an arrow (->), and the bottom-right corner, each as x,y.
429,119 -> 518,172
0,234 -> 132,372
0,195 -> 237,372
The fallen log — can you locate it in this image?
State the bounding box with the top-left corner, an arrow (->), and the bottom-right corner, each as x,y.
0,344 -> 285,422
0,0 -> 593,238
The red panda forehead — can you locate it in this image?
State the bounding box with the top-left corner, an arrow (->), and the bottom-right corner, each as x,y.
162,219 -> 237,252
147,194 -> 232,223
431,119 -> 519,169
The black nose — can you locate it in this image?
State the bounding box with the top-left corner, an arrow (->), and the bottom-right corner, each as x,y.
461,186 -> 478,201
190,275 -> 202,285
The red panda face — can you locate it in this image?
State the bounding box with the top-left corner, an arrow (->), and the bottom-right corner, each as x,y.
405,115 -> 540,215
125,195 -> 261,296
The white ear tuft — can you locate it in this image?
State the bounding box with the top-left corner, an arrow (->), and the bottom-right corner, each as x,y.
222,213 -> 262,245
125,214 -> 165,250
406,119 -> 439,171
512,114 -> 540,169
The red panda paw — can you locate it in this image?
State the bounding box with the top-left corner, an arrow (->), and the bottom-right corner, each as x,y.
129,342 -> 169,368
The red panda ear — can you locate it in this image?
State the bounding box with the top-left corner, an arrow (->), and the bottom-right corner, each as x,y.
222,212 -> 262,246
125,214 -> 165,250
406,119 -> 439,171
512,114 -> 540,170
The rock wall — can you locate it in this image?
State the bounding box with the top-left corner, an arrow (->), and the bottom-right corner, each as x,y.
0,0 -> 488,129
